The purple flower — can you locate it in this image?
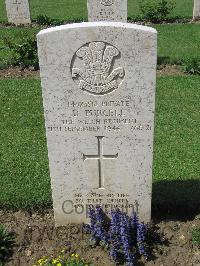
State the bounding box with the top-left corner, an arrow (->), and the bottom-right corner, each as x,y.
130,212 -> 138,230
88,207 -> 96,233
110,209 -> 121,235
119,213 -> 135,265
137,222 -> 148,257
87,206 -> 148,265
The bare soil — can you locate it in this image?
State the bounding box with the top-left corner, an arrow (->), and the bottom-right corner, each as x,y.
0,210 -> 200,266
157,65 -> 188,77
0,65 -> 187,79
0,20 -> 200,29
0,68 -> 40,79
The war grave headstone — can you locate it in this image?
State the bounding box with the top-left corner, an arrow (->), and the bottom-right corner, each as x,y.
5,0 -> 31,25
37,2 -> 157,226
87,0 -> 127,22
193,0 -> 200,20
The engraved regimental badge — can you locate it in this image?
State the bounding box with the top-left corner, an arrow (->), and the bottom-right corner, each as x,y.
71,42 -> 125,95
100,0 -> 114,6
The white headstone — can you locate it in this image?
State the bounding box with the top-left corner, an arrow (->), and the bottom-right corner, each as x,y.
37,22 -> 157,225
87,0 -> 127,22
193,0 -> 200,20
5,0 -> 31,25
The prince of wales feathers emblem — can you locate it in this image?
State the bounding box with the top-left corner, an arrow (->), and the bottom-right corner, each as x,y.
71,42 -> 125,95
100,0 -> 114,6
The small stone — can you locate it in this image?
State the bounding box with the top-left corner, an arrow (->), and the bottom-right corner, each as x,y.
29,66 -> 35,71
26,250 -> 32,256
178,234 -> 188,246
195,214 -> 200,220
179,235 -> 185,241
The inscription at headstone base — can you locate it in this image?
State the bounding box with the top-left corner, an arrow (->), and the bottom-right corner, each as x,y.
37,22 -> 157,225
5,0 -> 31,25
193,0 -> 200,20
87,0 -> 127,22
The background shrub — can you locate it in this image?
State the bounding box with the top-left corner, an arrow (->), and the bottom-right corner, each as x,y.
35,15 -> 65,26
4,35 -> 39,70
139,0 -> 175,23
35,15 -> 54,26
182,58 -> 200,75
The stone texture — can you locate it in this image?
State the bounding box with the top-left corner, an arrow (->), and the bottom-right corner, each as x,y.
87,0 -> 127,22
37,22 -> 157,226
193,0 -> 200,20
5,0 -> 31,25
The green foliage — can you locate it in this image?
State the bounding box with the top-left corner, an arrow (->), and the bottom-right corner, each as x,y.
182,58 -> 200,75
35,15 -> 55,26
191,228 -> 200,245
4,35 -> 39,70
0,225 -> 15,264
139,0 -> 175,22
0,28 -> 39,69
34,15 -> 84,25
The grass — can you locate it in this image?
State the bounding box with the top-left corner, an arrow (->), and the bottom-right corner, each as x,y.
0,0 -> 193,22
153,76 -> 200,212
0,0 -> 7,22
0,24 -> 199,69
0,76 -> 199,211
0,79 -> 51,209
191,228 -> 200,245
155,24 -> 200,64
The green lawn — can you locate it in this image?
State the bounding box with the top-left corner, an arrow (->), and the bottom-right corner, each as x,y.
153,76 -> 200,212
0,0 -> 193,22
0,24 -> 199,68
0,79 -> 51,209
155,24 -> 200,64
0,76 -> 199,211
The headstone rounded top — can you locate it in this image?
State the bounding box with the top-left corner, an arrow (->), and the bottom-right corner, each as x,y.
37,22 -> 157,37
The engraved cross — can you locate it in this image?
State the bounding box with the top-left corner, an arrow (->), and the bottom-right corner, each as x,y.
13,0 -> 21,11
83,136 -> 118,189
13,0 -> 21,4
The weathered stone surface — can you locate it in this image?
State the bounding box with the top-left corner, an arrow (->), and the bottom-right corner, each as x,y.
87,0 -> 127,22
193,0 -> 200,20
37,22 -> 157,225
5,0 -> 31,25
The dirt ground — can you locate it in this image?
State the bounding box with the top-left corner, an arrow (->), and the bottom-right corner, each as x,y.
0,67 -> 40,79
0,210 -> 200,266
0,65 -> 187,79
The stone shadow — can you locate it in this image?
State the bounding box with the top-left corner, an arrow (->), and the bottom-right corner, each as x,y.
152,179 -> 200,220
